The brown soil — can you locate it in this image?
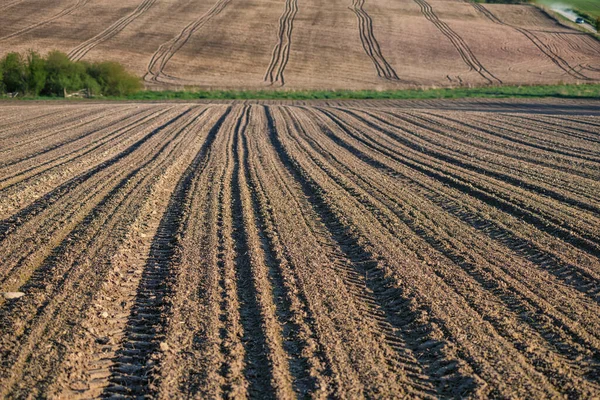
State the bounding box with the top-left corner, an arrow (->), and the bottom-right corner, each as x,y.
1,0 -> 599,89
0,98 -> 599,398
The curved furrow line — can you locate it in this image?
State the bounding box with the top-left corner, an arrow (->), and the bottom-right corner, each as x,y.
0,106 -> 119,160
243,132 -> 335,397
508,114 -> 600,144
0,107 -> 165,191
413,0 -> 502,84
411,111 -> 600,182
251,108 -> 442,398
0,107 -> 109,151
419,111 -> 600,177
0,0 -> 90,42
229,108 -> 282,398
295,107 -> 600,396
337,108 -> 600,258
0,107 -> 208,398
264,0 -> 298,86
256,108 -> 434,397
0,108 -> 180,244
350,0 -> 399,81
48,107 -> 232,399
0,108 -> 95,143
100,107 -> 231,397
377,111 -> 600,213
453,113 -> 600,163
144,0 -> 232,84
0,110 -> 188,293
543,114 -> 600,133
470,2 -> 592,81
0,0 -> 25,11
266,106 -> 488,398
315,108 -> 600,306
68,0 -> 157,61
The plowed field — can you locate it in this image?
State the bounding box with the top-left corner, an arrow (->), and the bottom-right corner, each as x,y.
1,0 -> 600,89
0,99 -> 599,398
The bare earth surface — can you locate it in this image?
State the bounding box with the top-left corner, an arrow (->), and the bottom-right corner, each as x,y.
0,98 -> 599,398
1,0 -> 600,89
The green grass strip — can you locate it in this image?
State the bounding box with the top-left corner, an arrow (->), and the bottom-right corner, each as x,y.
6,83 -> 600,101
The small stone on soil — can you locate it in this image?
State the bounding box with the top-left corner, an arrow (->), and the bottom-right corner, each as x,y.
3,292 -> 25,300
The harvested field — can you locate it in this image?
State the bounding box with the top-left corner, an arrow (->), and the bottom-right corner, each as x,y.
0,99 -> 599,398
1,0 -> 600,89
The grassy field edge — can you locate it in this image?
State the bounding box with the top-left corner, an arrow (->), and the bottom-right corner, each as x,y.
3,83 -> 600,101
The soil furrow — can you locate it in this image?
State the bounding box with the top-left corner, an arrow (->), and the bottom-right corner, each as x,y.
100,107 -> 231,397
0,107 -> 209,398
292,106 -> 600,396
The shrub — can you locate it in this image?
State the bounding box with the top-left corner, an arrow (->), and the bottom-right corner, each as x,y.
26,50 -> 47,96
0,52 -> 27,93
87,61 -> 142,96
0,50 -> 142,97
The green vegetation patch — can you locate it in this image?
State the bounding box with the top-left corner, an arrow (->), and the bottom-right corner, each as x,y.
0,50 -> 141,98
536,0 -> 600,19
117,84 -> 600,101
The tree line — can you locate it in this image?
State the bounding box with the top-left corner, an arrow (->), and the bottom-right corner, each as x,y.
0,50 -> 142,97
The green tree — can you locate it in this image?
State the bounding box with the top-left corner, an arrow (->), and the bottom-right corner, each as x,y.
43,50 -> 87,96
0,52 -> 27,94
87,61 -> 141,96
26,50 -> 47,96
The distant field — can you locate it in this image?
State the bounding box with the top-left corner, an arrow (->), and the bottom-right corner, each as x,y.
0,0 -> 599,90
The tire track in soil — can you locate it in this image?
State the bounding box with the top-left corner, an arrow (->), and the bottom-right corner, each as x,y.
295,108 -> 600,396
349,0 -> 400,81
420,111 -> 600,171
100,107 -> 231,397
0,108 -> 178,244
318,108 -> 600,306
469,2 -> 592,80
0,106 -> 117,163
68,0 -> 157,61
413,0 -> 502,84
0,107 -> 208,398
230,108 -> 278,398
0,0 -> 25,12
144,0 -> 232,84
265,106 -> 478,398
0,107 -> 166,192
380,111 -> 600,215
339,108 -> 600,259
264,0 -> 298,86
243,130 -> 327,397
0,0 -> 90,42
410,111 -> 599,182
0,109 -> 187,293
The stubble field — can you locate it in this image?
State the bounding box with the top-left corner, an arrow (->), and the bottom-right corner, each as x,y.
1,0 -> 600,90
0,99 -> 599,398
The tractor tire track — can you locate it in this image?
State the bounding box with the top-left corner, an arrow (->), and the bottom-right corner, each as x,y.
319,107 -> 600,305
0,107 -> 208,398
68,0 -> 157,61
349,0 -> 400,81
264,0 -> 298,86
100,107 -> 231,397
470,2 -> 592,80
144,0 -> 232,84
413,0 -> 502,84
294,107 -> 600,396
0,0 -> 90,42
